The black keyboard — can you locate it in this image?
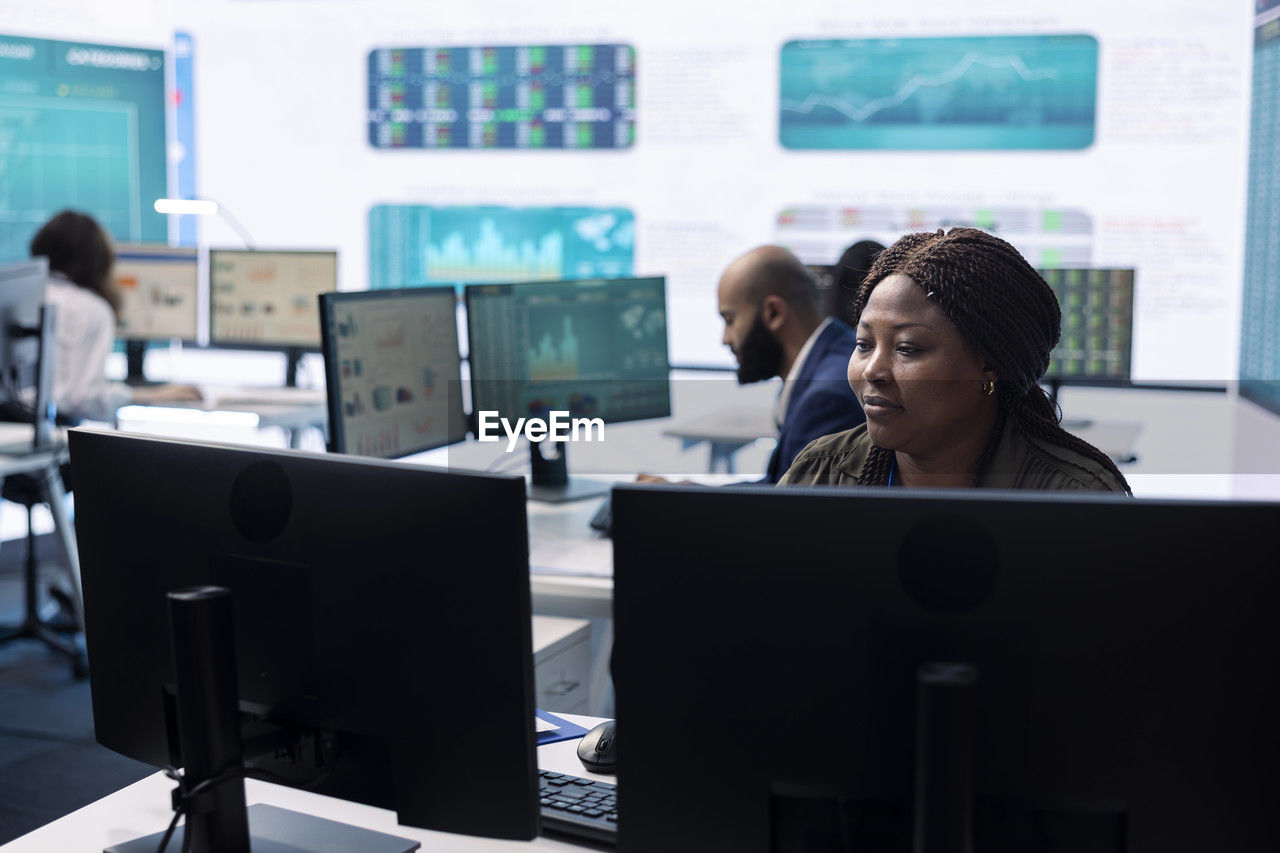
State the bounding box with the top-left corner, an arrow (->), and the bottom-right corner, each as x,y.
539,768 -> 617,845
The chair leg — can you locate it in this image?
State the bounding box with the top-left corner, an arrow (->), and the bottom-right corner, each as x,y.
23,502 -> 39,624
37,463 -> 84,634
0,493 -> 88,678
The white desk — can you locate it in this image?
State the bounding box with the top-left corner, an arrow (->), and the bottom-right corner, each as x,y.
118,387 -> 328,449
0,715 -> 611,852
523,472 -> 751,620
662,406 -> 776,474
531,574 -> 614,621
1062,419 -> 1143,464
527,493 -> 613,620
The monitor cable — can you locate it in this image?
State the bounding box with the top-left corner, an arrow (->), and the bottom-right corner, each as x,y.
154,757 -> 337,853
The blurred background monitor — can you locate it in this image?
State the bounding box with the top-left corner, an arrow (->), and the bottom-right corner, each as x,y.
465,276 -> 671,501
112,244 -> 199,342
0,259 -> 48,386
466,276 -> 670,425
320,287 -> 467,459
70,429 -> 538,847
805,263 -> 837,318
1037,268 -> 1135,388
612,484 -> 1280,852
209,249 -> 337,386
112,244 -> 200,385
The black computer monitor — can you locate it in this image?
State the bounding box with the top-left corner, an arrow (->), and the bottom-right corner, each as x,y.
0,258 -> 48,384
466,276 -> 670,502
805,263 -> 837,316
69,429 -> 538,849
612,484 -> 1280,852
1037,268 -> 1135,393
112,244 -> 199,384
209,249 -> 338,386
0,258 -> 54,448
319,287 -> 467,458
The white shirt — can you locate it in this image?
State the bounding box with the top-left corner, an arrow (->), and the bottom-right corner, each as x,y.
44,274 -> 134,422
774,317 -> 833,430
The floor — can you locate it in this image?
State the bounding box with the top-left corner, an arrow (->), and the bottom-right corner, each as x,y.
0,533 -> 151,846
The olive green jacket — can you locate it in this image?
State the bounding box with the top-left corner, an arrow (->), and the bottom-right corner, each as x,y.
779,419 -> 1129,492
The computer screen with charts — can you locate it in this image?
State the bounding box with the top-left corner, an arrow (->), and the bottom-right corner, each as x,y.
466,276 -> 670,501
209,249 -> 335,350
1037,267 -> 1135,385
111,244 -> 199,342
320,287 -> 466,458
466,276 -> 670,425
69,429 -> 538,848
612,484 -> 1280,852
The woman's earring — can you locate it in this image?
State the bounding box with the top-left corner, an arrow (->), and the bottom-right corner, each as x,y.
982,378 -> 996,397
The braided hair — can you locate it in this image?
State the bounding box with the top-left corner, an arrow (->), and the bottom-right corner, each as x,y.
847,228 -> 1130,492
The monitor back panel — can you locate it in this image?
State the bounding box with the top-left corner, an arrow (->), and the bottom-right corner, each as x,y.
612,484 -> 1280,852
70,429 -> 538,838
0,258 -> 48,377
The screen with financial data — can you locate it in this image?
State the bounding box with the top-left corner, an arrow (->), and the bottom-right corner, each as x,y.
780,35 -> 1098,150
209,249 -> 336,349
466,276 -> 670,425
111,244 -> 198,342
1240,4 -> 1280,414
320,287 -> 466,459
0,33 -> 167,262
368,44 -> 635,149
1038,267 -> 1134,384
368,205 -> 634,289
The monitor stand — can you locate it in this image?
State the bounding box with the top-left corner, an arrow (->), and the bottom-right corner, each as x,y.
527,439 -> 608,504
106,587 -> 420,853
123,339 -> 161,387
284,347 -> 303,388
912,662 -> 977,853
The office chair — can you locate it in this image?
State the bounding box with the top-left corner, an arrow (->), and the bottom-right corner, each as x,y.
0,304 -> 87,677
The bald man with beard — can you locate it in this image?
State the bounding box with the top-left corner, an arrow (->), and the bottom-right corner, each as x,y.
716,245 -> 865,482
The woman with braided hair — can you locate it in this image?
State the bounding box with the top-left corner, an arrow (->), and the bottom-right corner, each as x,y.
779,227 -> 1130,492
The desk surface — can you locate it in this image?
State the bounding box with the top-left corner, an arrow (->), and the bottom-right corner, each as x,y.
120,386 -> 328,430
527,488 -> 614,619
524,473 -> 751,619
662,405 -> 777,444
0,715 -> 611,852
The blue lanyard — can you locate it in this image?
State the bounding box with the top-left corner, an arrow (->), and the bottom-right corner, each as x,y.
887,456 -> 895,487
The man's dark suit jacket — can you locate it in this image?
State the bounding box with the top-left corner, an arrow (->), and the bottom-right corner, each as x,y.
764,320 -> 865,483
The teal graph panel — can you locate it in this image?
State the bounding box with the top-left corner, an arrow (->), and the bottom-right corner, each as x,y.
0,34 -> 168,261
368,205 -> 635,289
779,35 -> 1098,150
1240,8 -> 1280,413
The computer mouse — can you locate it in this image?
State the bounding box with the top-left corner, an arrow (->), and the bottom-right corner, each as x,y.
576,720 -> 617,775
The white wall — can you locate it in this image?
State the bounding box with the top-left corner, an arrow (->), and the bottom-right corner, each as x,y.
4,0 -> 1271,499
161,0 -> 1254,373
